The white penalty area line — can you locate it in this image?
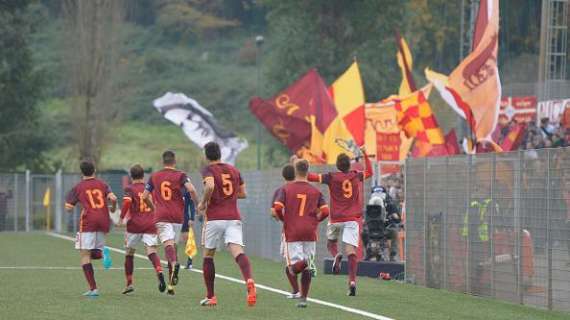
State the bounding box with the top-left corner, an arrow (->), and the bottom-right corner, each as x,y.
47,232 -> 394,320
0,266 -> 155,271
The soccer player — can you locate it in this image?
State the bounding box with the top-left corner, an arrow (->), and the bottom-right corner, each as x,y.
142,150 -> 198,295
65,160 -> 117,297
307,148 -> 372,296
273,159 -> 329,308
197,141 -> 256,307
270,164 -> 301,299
119,164 -> 166,294
180,190 -> 196,269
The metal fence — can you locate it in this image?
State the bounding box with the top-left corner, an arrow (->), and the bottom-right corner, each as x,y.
405,147 -> 570,312
0,166 -> 372,269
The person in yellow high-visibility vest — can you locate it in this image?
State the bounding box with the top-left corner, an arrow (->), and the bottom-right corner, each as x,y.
461,199 -> 496,242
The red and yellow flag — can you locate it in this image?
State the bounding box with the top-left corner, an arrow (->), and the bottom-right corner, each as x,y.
310,62 -> 365,164
394,90 -> 445,145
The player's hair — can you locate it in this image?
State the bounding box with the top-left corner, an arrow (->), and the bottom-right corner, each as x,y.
336,153 -> 351,173
295,159 -> 309,177
282,164 -> 295,181
130,164 -> 144,180
204,141 -> 221,161
80,159 -> 95,177
162,150 -> 176,165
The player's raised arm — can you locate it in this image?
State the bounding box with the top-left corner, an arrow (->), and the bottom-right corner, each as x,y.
360,147 -> 373,180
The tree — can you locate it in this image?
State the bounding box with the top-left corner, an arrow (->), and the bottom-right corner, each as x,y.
63,0 -> 124,164
0,0 -> 48,170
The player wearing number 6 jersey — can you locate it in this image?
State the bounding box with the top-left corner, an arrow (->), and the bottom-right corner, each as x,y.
142,151 -> 198,296
307,149 -> 372,296
65,160 -> 117,297
273,159 -> 329,308
119,164 -> 166,295
197,142 -> 256,307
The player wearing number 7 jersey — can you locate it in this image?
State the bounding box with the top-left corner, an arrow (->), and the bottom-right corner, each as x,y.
273,159 -> 329,308
197,141 -> 256,307
307,149 -> 372,296
119,164 -> 166,295
142,150 -> 198,296
65,160 -> 117,297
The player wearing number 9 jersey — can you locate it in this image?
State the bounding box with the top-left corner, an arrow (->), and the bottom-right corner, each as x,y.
197,141 -> 256,307
273,159 -> 329,308
65,159 -> 117,297
307,149 -> 372,296
119,164 -> 166,295
142,150 -> 198,296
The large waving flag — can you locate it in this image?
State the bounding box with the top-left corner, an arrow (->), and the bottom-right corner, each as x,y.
425,0 -> 501,143
310,62 -> 365,164
249,69 -> 336,154
153,92 -> 248,165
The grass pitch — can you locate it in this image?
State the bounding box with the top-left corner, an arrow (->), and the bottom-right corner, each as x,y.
0,233 -> 568,320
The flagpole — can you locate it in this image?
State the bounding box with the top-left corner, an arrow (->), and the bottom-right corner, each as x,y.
255,35 -> 264,170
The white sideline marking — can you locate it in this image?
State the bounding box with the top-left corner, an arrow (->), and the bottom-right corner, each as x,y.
0,266 -> 154,271
48,232 -> 394,320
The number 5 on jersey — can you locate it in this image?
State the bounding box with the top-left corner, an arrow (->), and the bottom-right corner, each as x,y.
221,173 -> 234,196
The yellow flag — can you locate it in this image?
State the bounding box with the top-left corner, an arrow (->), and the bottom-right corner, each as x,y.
185,228 -> 197,258
396,36 -> 415,96
43,188 -> 51,207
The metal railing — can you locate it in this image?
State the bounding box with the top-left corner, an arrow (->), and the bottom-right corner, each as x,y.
405,147 -> 570,311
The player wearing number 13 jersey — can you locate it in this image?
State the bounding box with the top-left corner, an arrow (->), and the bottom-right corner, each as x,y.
142,150 -> 198,296
119,164 -> 165,295
65,160 -> 117,297
198,141 -> 256,307
273,159 -> 329,308
307,150 -> 372,296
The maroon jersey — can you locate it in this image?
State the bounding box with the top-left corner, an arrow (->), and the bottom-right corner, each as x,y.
274,181 -> 327,242
65,178 -> 113,233
201,163 -> 242,221
123,182 -> 156,234
145,168 -> 189,224
319,171 -> 364,223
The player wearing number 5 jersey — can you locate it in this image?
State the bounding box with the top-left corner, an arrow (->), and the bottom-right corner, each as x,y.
273,159 -> 329,308
119,164 -> 166,295
307,149 -> 372,296
198,142 -> 256,307
65,160 -> 117,297
142,150 -> 198,296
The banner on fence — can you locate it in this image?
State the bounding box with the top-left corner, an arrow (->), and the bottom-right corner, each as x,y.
499,96 -> 537,125
537,98 -> 570,123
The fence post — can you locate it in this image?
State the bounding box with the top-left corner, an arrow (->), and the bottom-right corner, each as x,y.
514,150 -> 523,304
404,158 -> 409,282
465,154 -> 472,294
25,170 -> 31,232
14,173 -> 19,232
545,149 -> 553,310
490,153 -> 496,298
55,170 -> 63,233
443,157 -> 449,290
423,157 -> 428,286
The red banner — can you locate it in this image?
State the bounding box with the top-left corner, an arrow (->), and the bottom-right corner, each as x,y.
376,132 -> 400,161
499,96 -> 537,125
